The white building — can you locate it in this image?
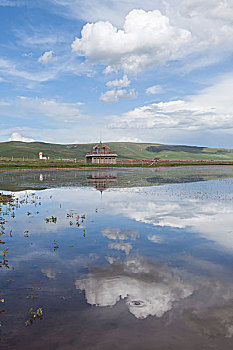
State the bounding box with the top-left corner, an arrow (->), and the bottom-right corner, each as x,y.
39,152 -> 48,160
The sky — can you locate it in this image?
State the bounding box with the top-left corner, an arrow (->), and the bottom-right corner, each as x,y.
0,0 -> 233,147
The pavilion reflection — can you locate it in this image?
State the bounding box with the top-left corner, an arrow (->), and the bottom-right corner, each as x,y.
87,171 -> 117,192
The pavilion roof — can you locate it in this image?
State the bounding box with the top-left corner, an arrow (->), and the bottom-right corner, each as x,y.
93,141 -> 110,150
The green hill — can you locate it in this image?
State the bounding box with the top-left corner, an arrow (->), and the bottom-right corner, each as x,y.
1,141 -> 233,161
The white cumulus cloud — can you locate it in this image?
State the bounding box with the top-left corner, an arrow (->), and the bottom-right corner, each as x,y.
38,50 -> 57,64
72,9 -> 191,73
64,0 -> 233,73
106,75 -> 130,88
110,74 -> 233,133
8,132 -> 35,142
101,75 -> 136,102
100,88 -> 137,103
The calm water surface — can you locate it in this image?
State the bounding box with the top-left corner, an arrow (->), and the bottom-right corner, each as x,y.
1,166 -> 233,349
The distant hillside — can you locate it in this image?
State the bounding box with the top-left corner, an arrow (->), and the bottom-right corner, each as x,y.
1,141 -> 233,161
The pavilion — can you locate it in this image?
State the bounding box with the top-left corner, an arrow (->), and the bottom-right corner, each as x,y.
86,141 -> 118,165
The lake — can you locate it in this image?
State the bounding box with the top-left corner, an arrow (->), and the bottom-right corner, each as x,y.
1,166 -> 233,349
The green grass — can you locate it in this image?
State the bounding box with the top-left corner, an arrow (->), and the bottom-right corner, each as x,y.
1,141 -> 233,162
1,159 -> 233,171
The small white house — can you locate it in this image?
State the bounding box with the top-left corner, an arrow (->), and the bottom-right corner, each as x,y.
39,152 -> 48,160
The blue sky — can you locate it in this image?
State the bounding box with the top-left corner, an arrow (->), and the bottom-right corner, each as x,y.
0,0 -> 233,147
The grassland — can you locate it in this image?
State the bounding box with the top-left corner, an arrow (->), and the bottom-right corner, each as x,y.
1,141 -> 233,162
0,141 -> 233,171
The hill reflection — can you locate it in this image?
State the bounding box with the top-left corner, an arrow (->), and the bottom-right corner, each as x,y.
1,166 -> 233,191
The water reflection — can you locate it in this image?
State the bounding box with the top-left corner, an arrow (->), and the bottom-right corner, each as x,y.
181,277 -> 233,338
102,227 -> 139,241
41,267 -> 57,279
103,184 -> 233,250
87,171 -> 117,192
184,304 -> 233,338
1,166 -> 233,191
8,183 -> 233,251
102,227 -> 139,255
75,256 -> 193,319
1,169 -> 233,348
76,251 -> 233,339
147,234 -> 163,244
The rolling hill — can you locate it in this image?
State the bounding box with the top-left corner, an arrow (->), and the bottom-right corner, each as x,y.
1,141 -> 233,161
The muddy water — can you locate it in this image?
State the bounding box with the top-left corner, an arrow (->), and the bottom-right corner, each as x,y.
1,167 -> 233,349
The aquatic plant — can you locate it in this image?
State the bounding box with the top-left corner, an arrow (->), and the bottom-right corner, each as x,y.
45,216 -> 57,223
54,240 -> 59,251
0,248 -> 9,269
25,308 -> 43,326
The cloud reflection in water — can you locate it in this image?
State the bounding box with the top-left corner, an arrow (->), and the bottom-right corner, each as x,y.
75,256 -> 193,319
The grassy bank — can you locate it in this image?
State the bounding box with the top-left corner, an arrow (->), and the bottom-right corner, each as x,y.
1,158 -> 233,171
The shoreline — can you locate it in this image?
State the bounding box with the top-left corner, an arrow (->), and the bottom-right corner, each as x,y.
1,161 -> 233,173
